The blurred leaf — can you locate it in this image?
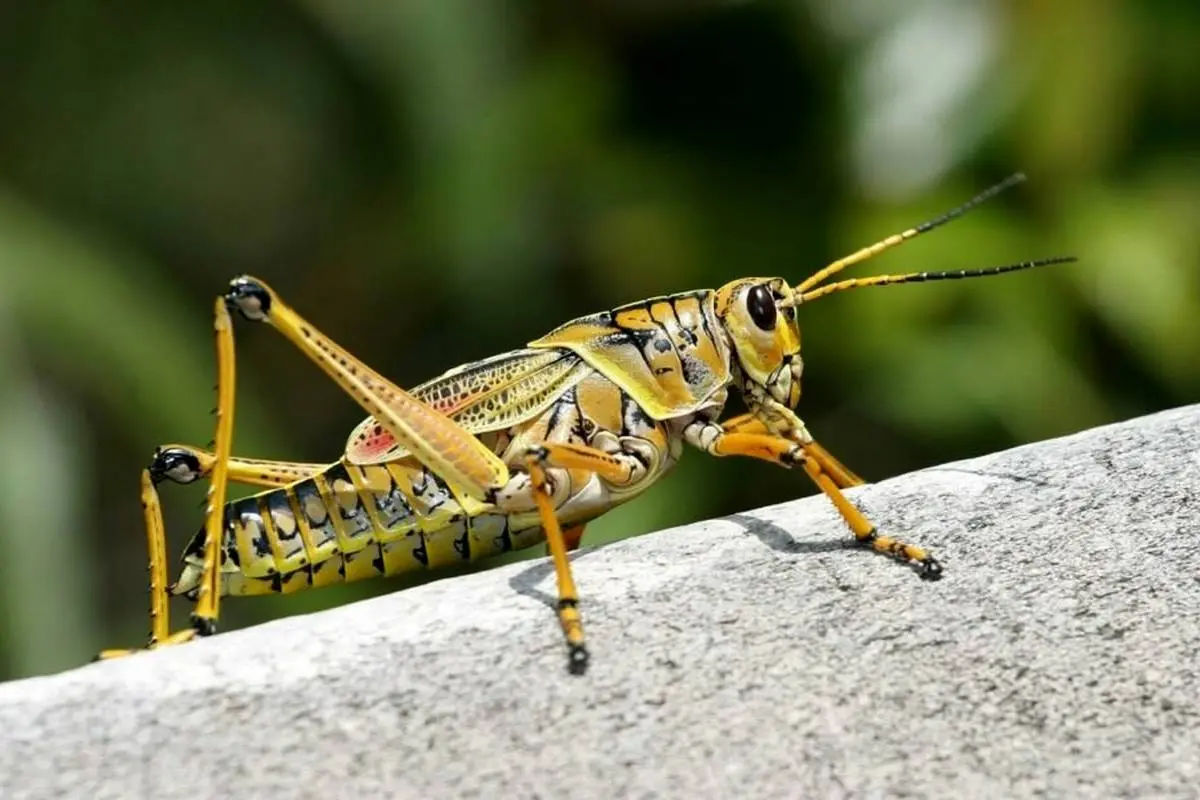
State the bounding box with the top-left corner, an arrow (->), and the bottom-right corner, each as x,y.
0,327 -> 95,675
0,189 -> 276,447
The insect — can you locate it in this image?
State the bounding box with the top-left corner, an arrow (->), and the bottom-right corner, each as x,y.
97,173 -> 1073,674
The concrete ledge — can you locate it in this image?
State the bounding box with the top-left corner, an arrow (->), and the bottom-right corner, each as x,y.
1,406 -> 1198,798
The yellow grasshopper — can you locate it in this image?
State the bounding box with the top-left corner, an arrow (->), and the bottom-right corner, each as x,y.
98,174 -> 1073,674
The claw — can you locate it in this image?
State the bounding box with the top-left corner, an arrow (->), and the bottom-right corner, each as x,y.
567,643 -> 589,675
190,615 -> 217,637
918,556 -> 943,581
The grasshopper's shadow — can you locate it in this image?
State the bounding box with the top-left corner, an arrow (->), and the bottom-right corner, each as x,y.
728,512 -> 939,580
724,513 -> 850,556
508,514 -> 848,610
507,542 -> 614,611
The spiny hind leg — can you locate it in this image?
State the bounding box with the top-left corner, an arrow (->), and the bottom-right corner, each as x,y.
95,299 -> 239,661
221,276 -> 507,502
181,300 -> 237,638
688,419 -> 941,579
96,448 -> 327,658
95,470 -> 202,659
148,444 -> 327,489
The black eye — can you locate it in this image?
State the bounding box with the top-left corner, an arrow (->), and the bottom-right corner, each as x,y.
745,285 -> 777,331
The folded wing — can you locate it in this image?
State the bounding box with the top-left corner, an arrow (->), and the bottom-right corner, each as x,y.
344,348 -> 590,465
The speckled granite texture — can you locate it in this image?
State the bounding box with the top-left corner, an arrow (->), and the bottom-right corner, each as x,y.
1,406 -> 1197,799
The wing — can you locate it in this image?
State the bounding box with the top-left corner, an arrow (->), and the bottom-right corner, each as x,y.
528,291 -> 731,420
345,348 -> 590,465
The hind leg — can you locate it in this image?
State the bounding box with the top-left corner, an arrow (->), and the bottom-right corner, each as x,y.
95,470 -> 195,658
148,444 -> 327,489
96,299 -> 239,660
95,447 -> 331,660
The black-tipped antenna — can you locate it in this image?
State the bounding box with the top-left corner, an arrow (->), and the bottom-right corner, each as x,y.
799,255 -> 1076,303
795,173 -> 1029,294
910,172 -> 1027,235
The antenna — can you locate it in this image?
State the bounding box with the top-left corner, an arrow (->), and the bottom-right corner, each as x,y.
795,173 -> 1029,294
799,256 -> 1077,303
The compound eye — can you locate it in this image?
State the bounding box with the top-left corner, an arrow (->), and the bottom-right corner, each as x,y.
745,284 -> 777,331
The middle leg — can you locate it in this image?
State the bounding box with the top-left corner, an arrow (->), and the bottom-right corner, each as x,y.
518,440 -> 646,675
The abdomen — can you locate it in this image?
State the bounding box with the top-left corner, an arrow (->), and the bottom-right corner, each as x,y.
172,458 -> 544,599
171,371 -> 687,600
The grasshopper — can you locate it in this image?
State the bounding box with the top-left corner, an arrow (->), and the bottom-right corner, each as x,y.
98,174 -> 1073,674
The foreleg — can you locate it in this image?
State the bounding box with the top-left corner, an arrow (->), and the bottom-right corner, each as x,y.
720,413 -> 865,488
686,417 -> 941,579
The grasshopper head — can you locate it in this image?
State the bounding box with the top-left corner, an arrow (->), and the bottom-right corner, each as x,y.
710,177 -> 1076,417
713,277 -> 803,408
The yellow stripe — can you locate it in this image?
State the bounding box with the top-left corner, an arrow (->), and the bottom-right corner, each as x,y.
313,472 -> 352,553
284,486 -> 325,576
255,496 -> 307,592
344,464 -> 388,531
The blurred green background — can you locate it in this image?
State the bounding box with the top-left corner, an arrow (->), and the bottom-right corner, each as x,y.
0,1 -> 1195,681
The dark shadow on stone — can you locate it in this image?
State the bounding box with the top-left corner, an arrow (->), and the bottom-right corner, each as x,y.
507,543 -> 613,610
725,512 -> 936,579
724,513 -> 849,555
924,466 -> 1054,488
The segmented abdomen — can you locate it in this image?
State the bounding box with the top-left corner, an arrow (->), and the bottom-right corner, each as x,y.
173,458 -> 537,599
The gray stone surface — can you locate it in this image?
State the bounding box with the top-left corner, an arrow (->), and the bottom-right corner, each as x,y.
1,406 -> 1198,799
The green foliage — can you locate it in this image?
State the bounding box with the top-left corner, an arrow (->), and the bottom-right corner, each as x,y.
0,1 -> 1194,679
